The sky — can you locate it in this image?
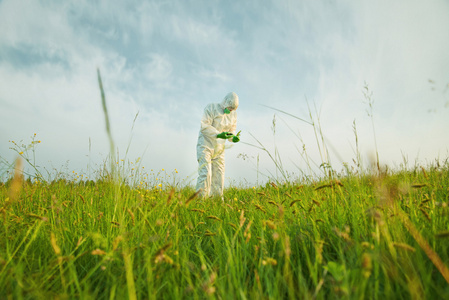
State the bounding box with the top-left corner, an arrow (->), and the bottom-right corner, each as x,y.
1,0 -> 448,187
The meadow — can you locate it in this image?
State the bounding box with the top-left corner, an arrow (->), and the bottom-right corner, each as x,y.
1,142 -> 449,299
1,74 -> 449,299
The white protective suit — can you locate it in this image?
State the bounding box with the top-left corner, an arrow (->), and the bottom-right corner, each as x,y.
196,92 -> 239,197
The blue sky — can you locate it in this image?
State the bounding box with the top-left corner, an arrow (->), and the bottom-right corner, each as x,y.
1,0 -> 448,186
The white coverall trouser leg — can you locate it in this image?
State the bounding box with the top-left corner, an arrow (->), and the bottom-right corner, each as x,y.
196,147 -> 225,197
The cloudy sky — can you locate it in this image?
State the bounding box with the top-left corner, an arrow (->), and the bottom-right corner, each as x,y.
1,0 -> 448,186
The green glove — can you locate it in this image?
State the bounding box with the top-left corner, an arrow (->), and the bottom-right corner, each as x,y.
232,136 -> 240,143
217,132 -> 233,139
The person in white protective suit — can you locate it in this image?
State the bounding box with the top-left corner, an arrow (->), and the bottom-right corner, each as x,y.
196,92 -> 240,198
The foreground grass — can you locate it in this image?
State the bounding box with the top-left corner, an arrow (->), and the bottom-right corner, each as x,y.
1,164 -> 449,299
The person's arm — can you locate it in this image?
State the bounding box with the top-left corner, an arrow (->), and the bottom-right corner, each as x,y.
200,106 -> 220,138
227,111 -> 238,141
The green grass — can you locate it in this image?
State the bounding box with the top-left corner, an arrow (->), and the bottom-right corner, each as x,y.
2,76 -> 448,298
1,161 -> 449,299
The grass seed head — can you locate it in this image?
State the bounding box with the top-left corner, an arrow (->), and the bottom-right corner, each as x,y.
76,236 -> 83,248
27,213 -> 48,222
186,190 -> 201,206
205,230 -> 216,236
361,253 -> 372,278
412,184 -> 427,188
419,208 -> 431,222
421,166 -> 428,179
91,249 -> 107,255
262,257 -> 277,266
8,157 -> 23,203
435,231 -> 449,238
207,215 -> 222,221
127,208 -> 135,225
113,236 -> 124,251
392,242 -> 416,252
264,220 -> 276,230
50,233 -> 61,256
239,210 -> 246,227
255,204 -> 266,213
167,188 -> 175,204
290,200 -> 301,207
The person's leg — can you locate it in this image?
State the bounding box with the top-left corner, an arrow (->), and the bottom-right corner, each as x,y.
211,150 -> 225,196
196,149 -> 212,197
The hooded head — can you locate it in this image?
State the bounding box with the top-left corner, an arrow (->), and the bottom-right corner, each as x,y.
221,92 -> 239,112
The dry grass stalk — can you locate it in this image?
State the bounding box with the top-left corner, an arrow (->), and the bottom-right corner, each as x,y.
239,210 -> 246,228
278,204 -> 285,219
361,253 -> 372,278
421,166 -> 428,179
411,184 -> 427,188
153,243 -> 172,263
78,193 -> 86,204
8,157 -> 23,203
435,231 -> 449,238
255,204 -> 266,213
76,236 -> 83,248
419,208 -> 431,222
262,257 -> 277,266
127,208 -> 135,225
420,199 -> 431,205
185,190 -> 200,206
91,249 -> 106,255
27,213 -> 48,222
113,235 -> 123,251
202,272 -> 217,295
167,188 -> 175,204
315,180 -> 343,191
207,215 -> 221,221
264,220 -> 276,230
392,242 -> 416,252
398,211 -> 449,284
228,223 -> 237,230
50,232 -> 61,256
205,230 -> 216,236
289,199 -> 301,207
244,220 -> 252,243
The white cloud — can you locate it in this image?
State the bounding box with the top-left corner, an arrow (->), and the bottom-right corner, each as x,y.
144,53 -> 173,82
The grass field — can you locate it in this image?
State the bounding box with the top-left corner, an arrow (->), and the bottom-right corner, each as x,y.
1,154 -> 449,299
2,75 -> 448,299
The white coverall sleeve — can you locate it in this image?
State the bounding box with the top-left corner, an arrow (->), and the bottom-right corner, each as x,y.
226,113 -> 237,142
229,112 -> 237,134
200,107 -> 220,137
